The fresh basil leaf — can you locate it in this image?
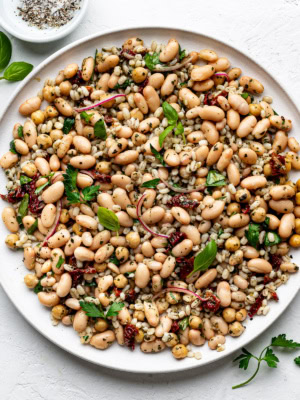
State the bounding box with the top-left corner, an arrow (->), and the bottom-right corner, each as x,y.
264,231 -> 281,247
106,302 -> 125,317
159,124 -> 175,147
94,119 -> 107,140
1,62 -> 33,81
206,170 -> 226,187
79,301 -> 105,318
35,180 -> 50,194
262,216 -> 270,230
109,253 -> 120,266
114,79 -> 132,89
0,32 -> 12,71
150,144 -> 165,166
63,165 -> 80,204
56,256 -> 64,269
80,111 -> 94,123
27,219 -> 38,235
179,45 -> 186,61
179,317 -> 189,331
141,178 -> 160,188
174,121 -> 184,135
18,193 -> 29,218
271,334 -> 300,348
62,118 -> 75,135
144,52 -> 161,71
162,101 -> 178,125
20,175 -> 32,185
33,280 -> 43,294
82,185 -> 100,202
9,140 -> 17,154
188,240 -> 217,276
97,207 -> 120,232
18,125 -> 24,138
294,356 -> 300,365
245,224 -> 260,249
241,92 -> 249,99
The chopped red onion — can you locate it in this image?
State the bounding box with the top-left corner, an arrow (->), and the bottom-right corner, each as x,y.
75,94 -> 126,112
153,56 -> 193,72
153,287 -> 207,302
214,72 -> 229,81
158,173 -> 204,193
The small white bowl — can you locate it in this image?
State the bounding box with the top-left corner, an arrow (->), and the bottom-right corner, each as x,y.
0,0 -> 88,43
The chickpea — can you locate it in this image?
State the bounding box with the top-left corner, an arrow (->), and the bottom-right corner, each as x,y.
126,231 -> 140,249
172,344 -> 188,359
189,316 -> 203,329
96,161 -> 111,174
296,193 -> 300,206
115,246 -> 129,262
249,103 -> 261,116
113,274 -> 128,289
251,207 -> 266,223
296,178 -> 300,192
225,236 -> 240,252
166,291 -> 181,304
165,333 -> 180,347
135,329 -> 144,343
43,85 -> 56,102
235,309 -> 247,322
235,189 -> 251,203
45,105 -> 59,118
133,311 -> 145,321
263,163 -> 272,177
222,307 -> 236,323
24,274 -> 38,289
132,67 -> 148,83
22,162 -> 37,177
72,223 -> 85,236
60,209 -> 70,224
295,218 -> 300,234
52,305 -> 68,320
227,203 -> 240,216
37,134 -> 52,149
5,233 -> 19,249
94,318 -> 108,332
31,110 -> 45,125
289,234 -> 300,248
229,321 -> 245,337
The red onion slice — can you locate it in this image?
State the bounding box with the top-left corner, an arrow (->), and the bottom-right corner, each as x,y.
214,72 -> 229,81
80,170 -> 95,179
75,94 -> 126,112
158,173 -> 204,194
41,200 -> 62,247
153,56 -> 193,72
136,193 -> 169,239
153,287 -> 207,302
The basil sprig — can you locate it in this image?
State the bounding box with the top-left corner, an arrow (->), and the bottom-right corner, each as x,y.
97,207 -> 120,233
159,102 -> 186,146
150,144 -> 165,166
144,52 -> 162,71
141,178 -> 160,188
0,32 -> 12,71
206,170 -> 226,187
94,119 -> 107,140
245,223 -> 260,249
187,240 -> 217,277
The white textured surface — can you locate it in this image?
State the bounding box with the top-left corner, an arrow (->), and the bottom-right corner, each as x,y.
0,0 -> 300,398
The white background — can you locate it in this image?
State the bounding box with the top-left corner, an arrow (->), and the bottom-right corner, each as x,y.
0,0 -> 300,399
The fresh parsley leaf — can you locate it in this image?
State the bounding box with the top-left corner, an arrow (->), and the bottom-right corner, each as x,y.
233,348 -> 253,370
206,170 -> 226,187
63,165 -> 80,204
106,302 -> 125,317
141,178 -> 160,188
18,193 -> 29,218
62,117 -> 75,135
188,240 -> 217,277
144,52 -> 161,71
82,185 -> 100,203
94,119 -> 107,140
241,92 -> 249,99
35,180 -> 51,194
20,175 -> 32,185
79,301 -> 105,318
294,356 -> 300,366
217,228 -> 224,238
109,253 -> 120,266
66,191 -> 81,204
271,334 -> 300,348
263,348 -> 279,368
27,219 -> 38,235
56,256 -> 64,269
179,317 -> 189,331
273,109 -> 279,116
9,140 -> 17,154
97,207 -> 120,232
114,79 -> 132,89
162,101 -> 178,125
245,223 -> 260,249
264,231 -> 281,247
18,125 -> 24,138
159,124 -> 175,147
150,144 -> 165,166
179,45 -> 186,61
33,280 -> 43,294
262,216 -> 270,230
80,111 -> 94,123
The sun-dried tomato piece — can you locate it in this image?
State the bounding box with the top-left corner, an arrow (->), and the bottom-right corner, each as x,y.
171,321 -> 180,333
270,153 -> 286,176
175,256 -> 194,280
241,204 -> 250,214
271,291 -> 279,301
269,254 -> 282,271
69,264 -> 97,287
124,324 -> 139,350
120,48 -> 136,58
248,294 -> 264,318
69,70 -> 84,85
203,294 -> 221,313
85,170 -> 111,183
114,287 -> 122,297
125,288 -> 136,303
168,232 -> 187,250
167,194 -> 199,210
204,90 -> 228,106
138,78 -> 149,93
104,115 -> 113,124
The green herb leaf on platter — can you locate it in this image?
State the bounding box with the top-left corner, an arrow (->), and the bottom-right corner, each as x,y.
97,207 -> 120,232
81,185 -> 100,203
179,317 -> 189,331
56,256 -> 64,269
114,79 -> 132,89
273,109 -> 279,116
9,140 -> 17,154
106,302 -> 125,317
18,193 -> 29,218
33,280 -> 43,294
245,223 -> 260,249
162,101 -> 178,125
206,170 -> 226,187
150,144 -> 165,166
174,121 -> 186,143
27,219 -> 38,235
63,165 -> 80,204
179,45 -> 186,61
79,301 -> 105,318
241,92 -> 249,99
0,31 -> 12,71
62,117 -> 75,135
294,356 -> 300,366
35,180 -> 51,194
188,240 -> 217,277
141,178 -> 160,189
159,124 -> 175,147
264,231 -> 281,247
17,125 -> 24,138
80,111 -> 94,123
217,228 -> 224,238
1,62 -> 33,81
109,253 -> 120,266
94,119 -> 107,140
144,52 -> 162,71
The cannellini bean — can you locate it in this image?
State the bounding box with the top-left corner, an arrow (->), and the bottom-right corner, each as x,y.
210,316 -> 229,335
269,199 -> 294,214
14,139 -> 28,155
288,137 -> 300,152
42,181 -> 64,204
193,79 -> 214,92
252,118 -> 270,139
23,120 -> 37,148
201,121 -> 219,145
38,292 -> 60,307
56,273 -> 72,297
201,200 -> 225,220
233,275 -> 249,289
217,148 -> 233,172
0,152 -> 18,169
206,142 -> 223,166
239,76 -> 264,94
114,150 -> 139,165
189,329 -> 205,346
97,54 -> 119,72
236,116 -> 257,138
227,109 -> 240,130
217,281 -> 231,307
95,243 -> 114,263
148,73 -> 164,89
73,310 -> 88,332
73,136 -> 92,154
278,213 -> 295,239
161,74 -> 178,96
228,94 -> 249,115
139,117 -> 160,133
202,318 -> 215,340
98,275 -> 113,293
248,258 -> 272,274
270,185 -> 295,200
24,247 -> 36,270
118,307 -> 131,325
76,215 -> 97,230
142,207 -> 165,225
199,106 -> 225,122
238,148 -> 257,165
269,115 -> 292,132
64,235 -> 82,256
160,256 -> 176,278
159,38 -> 179,62
141,339 -> 165,353
155,315 -> 172,337
265,214 -> 280,230
180,225 -> 201,245
41,204 -> 56,228
90,331 -> 116,350
195,268 -> 217,289
70,155 -> 96,169
51,248 -> 65,273
208,335 -> 226,350
229,213 -> 250,228
35,157 -> 50,176
179,88 -> 200,109
81,57 -> 94,81
280,262 -> 298,273
97,193 -> 114,210
74,246 -> 95,262
191,65 -> 215,81
171,207 -> 191,225
241,176 -> 267,190
135,263 -> 150,288
134,93 -> 148,114
172,239 -> 193,257
19,97 -> 41,116
143,86 -> 160,112
2,207 -> 19,233
242,246 -> 259,259
54,98 -> 73,116
144,301 -> 159,327
48,229 -> 70,248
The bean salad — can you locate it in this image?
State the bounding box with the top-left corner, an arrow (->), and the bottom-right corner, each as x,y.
0,37 -> 299,360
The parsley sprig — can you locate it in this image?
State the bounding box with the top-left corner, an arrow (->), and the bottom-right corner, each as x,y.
79,301 -> 124,319
159,102 -> 185,146
63,165 -> 99,204
233,334 -> 300,389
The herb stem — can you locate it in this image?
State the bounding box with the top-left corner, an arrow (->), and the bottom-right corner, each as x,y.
232,360 -> 261,389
